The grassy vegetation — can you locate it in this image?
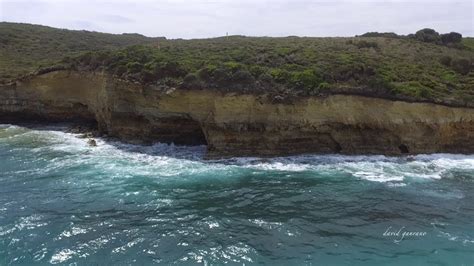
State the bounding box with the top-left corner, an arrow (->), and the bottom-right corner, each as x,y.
1,23 -> 473,106
0,22 -> 164,82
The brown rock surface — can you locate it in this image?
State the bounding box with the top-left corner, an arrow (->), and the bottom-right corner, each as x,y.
1,70 -> 473,158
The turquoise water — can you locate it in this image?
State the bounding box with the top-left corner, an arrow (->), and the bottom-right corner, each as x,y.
0,124 -> 473,265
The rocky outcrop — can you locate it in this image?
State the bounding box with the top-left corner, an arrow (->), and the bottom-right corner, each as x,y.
1,70 -> 473,158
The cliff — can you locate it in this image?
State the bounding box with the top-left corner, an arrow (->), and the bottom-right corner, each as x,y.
1,70 -> 473,158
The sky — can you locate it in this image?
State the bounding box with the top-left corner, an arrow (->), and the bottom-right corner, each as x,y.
0,0 -> 473,39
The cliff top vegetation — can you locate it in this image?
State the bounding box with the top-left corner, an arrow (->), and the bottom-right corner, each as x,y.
0,22 -> 164,82
1,23 -> 473,106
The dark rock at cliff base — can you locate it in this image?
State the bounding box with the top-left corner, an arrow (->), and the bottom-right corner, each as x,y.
87,139 -> 97,147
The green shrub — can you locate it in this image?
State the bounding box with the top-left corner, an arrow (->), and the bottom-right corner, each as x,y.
354,40 -> 379,49
223,61 -> 243,72
126,62 -> 143,73
332,62 -> 370,82
248,65 -> 265,77
367,76 -> 393,91
439,55 -> 452,66
290,69 -> 322,89
317,82 -> 331,91
393,81 -> 432,98
417,86 -> 432,98
212,67 -> 232,85
414,28 -> 441,44
114,65 -> 127,76
451,58 -> 471,75
441,71 -> 457,83
158,61 -> 187,78
140,69 -> 155,83
232,70 -> 255,85
441,32 -> 462,45
182,73 -> 201,88
197,66 -> 215,82
270,69 -> 291,83
257,72 -> 274,84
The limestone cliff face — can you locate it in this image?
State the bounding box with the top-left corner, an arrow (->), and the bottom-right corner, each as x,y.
1,70 -> 473,158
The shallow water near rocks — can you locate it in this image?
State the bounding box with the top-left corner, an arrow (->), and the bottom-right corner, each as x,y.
0,124 -> 473,265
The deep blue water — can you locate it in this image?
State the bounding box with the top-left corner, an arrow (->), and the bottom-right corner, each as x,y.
0,124 -> 473,265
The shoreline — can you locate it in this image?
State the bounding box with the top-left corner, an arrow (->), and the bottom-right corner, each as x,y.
2,122 -> 474,161
1,70 -> 474,158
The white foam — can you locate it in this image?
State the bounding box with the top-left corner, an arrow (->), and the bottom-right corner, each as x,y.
246,161 -> 310,172
57,227 -> 88,239
2,124 -> 474,185
387,182 -> 407,187
353,171 -> 404,182
50,249 -> 76,264
0,124 -> 20,130
249,219 -> 282,229
207,221 -> 220,229
15,214 -> 47,231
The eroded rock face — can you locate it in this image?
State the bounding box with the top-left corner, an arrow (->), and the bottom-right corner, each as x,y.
1,70 -> 473,158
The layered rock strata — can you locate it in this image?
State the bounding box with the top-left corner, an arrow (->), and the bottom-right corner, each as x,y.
1,71 -> 473,158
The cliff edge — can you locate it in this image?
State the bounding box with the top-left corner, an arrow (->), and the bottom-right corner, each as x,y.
1,70 -> 473,158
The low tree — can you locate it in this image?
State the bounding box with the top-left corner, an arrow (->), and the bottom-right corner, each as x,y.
441,32 -> 462,45
414,28 -> 441,44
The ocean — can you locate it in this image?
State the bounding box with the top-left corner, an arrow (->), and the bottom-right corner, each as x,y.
0,124 -> 473,265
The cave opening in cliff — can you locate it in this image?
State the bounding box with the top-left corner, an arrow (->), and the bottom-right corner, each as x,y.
163,117 -> 208,146
180,124 -> 207,146
398,144 -> 409,154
